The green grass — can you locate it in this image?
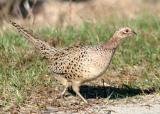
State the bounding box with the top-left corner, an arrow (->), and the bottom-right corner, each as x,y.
0,14 -> 160,108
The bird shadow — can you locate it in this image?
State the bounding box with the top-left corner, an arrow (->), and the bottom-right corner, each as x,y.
68,85 -> 156,99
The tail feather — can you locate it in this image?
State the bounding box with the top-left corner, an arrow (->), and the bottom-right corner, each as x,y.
9,20 -> 56,59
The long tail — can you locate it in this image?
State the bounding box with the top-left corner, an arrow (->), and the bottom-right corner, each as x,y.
9,20 -> 57,59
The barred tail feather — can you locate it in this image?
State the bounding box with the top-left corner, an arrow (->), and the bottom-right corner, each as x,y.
9,20 -> 56,58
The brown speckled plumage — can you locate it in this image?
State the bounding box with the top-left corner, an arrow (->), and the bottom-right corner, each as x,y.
10,20 -> 136,103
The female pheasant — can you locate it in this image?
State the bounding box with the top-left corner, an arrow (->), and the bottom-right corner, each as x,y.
10,21 -> 136,103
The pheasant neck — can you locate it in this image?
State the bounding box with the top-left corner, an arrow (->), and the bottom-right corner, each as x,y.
101,36 -> 120,50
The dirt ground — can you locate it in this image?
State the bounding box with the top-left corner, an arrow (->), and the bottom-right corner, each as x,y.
20,93 -> 160,114
67,94 -> 160,114
41,94 -> 160,114
3,82 -> 159,114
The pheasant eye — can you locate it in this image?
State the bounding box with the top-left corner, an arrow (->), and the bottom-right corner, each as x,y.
125,29 -> 129,32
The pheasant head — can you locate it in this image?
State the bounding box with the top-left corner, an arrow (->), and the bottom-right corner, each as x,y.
113,27 -> 136,39
102,27 -> 136,49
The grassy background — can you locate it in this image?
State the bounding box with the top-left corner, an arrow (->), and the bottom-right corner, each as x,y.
0,14 -> 160,110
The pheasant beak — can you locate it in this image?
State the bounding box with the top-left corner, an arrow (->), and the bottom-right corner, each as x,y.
132,31 -> 137,35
